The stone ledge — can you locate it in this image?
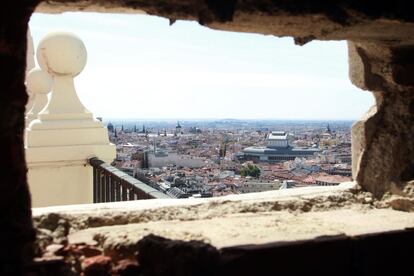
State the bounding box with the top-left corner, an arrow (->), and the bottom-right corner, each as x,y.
32,182 -> 356,216
31,182 -> 414,274
69,208 -> 414,254
31,182 -> 409,248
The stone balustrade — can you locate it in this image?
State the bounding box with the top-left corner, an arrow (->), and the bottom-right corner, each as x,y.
25,32 -> 116,207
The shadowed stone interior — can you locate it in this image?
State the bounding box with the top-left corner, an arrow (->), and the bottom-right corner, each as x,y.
0,0 -> 413,273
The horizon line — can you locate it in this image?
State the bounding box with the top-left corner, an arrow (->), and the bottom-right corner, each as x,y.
99,117 -> 358,121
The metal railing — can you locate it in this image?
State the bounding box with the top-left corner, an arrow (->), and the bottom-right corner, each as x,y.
89,158 -> 171,203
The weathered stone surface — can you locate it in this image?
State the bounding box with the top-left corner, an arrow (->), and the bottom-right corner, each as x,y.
82,255 -> 112,276
35,1 -> 414,45
348,41 -> 414,198
34,228 -> 54,256
384,196 -> 414,212
137,234 -> 220,276
29,185 -> 413,254
44,244 -> 65,256
27,255 -> 70,276
349,42 -> 414,93
35,184 -> 361,231
112,259 -> 140,276
30,189 -> 414,273
360,91 -> 414,197
351,105 -> 377,178
78,245 -> 103,258
62,207 -> 414,250
68,231 -> 98,246
217,228 -> 414,276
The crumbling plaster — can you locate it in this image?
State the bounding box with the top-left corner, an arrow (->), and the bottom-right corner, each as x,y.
36,1 -> 414,44
31,183 -> 414,274
30,183 -> 378,256
349,41 -> 414,197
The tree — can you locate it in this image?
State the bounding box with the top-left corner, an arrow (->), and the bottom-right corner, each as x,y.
240,164 -> 261,177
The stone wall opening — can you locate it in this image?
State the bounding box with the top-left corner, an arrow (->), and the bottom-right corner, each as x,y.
28,12 -> 373,201
29,1 -> 414,201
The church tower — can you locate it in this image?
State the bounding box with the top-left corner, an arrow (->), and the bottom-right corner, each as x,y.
175,121 -> 182,137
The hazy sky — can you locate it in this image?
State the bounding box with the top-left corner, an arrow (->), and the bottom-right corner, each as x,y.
29,12 -> 374,120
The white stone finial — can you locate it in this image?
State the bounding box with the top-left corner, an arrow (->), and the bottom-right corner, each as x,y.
27,30 -> 112,149
37,32 -> 87,77
34,32 -> 91,121
26,68 -> 52,95
25,68 -> 52,125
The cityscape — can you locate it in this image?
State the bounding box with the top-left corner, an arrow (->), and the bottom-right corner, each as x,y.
105,119 -> 353,198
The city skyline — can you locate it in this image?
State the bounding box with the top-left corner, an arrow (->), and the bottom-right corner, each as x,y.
29,12 -> 374,120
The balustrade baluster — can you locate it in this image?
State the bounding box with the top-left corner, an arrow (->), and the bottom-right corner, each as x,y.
129,188 -> 135,201
121,181 -> 128,201
93,167 -> 97,203
98,170 -> 104,202
115,179 -> 121,201
105,173 -> 110,202
110,176 -> 115,201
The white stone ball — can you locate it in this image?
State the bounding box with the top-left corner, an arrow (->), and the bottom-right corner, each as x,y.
26,68 -> 52,95
37,32 -> 87,77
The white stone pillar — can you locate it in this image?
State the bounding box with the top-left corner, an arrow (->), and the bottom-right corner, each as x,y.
26,32 -> 115,207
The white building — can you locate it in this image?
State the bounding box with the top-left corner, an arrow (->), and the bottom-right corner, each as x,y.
148,152 -> 206,168
266,131 -> 289,148
242,131 -> 320,163
239,179 -> 282,193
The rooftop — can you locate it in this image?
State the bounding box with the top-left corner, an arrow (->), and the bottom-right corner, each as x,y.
268,131 -> 288,140
244,146 -> 319,154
